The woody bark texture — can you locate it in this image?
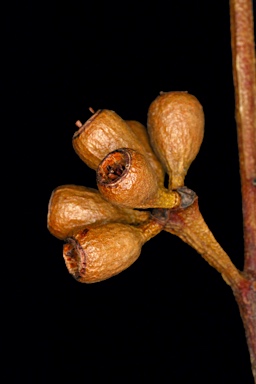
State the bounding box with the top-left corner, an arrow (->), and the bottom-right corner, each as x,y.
230,0 -> 256,380
230,0 -> 256,275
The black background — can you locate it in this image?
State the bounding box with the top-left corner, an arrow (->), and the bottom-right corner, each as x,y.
7,0 -> 255,383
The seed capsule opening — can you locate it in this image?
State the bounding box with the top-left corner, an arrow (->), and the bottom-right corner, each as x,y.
96,148 -> 161,208
97,149 -> 131,185
63,231 -> 88,281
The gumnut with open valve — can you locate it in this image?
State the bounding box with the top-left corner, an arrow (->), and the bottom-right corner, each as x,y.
47,91 -> 204,283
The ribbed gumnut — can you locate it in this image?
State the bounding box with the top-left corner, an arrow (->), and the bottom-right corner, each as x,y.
47,184 -> 150,240
72,109 -> 147,170
63,220 -> 162,283
147,91 -> 204,189
125,120 -> 165,186
97,148 -> 181,209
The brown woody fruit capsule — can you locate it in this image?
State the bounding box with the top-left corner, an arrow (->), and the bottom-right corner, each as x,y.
125,120 -> 165,186
147,91 -> 204,189
72,109 -> 148,170
97,148 -> 181,209
63,220 -> 163,283
47,184 -> 150,240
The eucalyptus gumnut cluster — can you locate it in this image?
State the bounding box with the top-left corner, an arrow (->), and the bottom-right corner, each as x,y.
47,91 -> 204,283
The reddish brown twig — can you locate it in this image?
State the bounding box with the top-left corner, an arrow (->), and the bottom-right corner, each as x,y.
156,196 -> 256,380
230,0 -> 256,379
230,0 -> 256,276
156,2 -> 256,379
154,200 -> 243,287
